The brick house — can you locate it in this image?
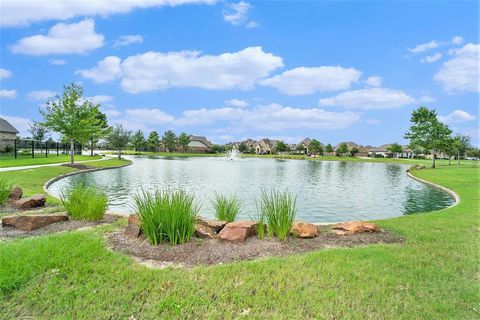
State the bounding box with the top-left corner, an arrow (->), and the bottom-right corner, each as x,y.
0,117 -> 18,151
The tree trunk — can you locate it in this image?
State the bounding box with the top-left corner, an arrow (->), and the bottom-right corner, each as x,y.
118,148 -> 122,160
90,140 -> 94,156
449,157 -> 451,165
431,150 -> 436,168
70,140 -> 75,164
458,152 -> 461,165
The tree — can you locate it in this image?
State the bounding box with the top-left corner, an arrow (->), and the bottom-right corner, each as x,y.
178,132 -> 191,153
350,146 -> 360,157
237,142 -> 248,153
40,83 -> 101,164
453,134 -> 471,164
326,143 -> 334,153
162,130 -> 177,152
131,130 -> 146,153
88,110 -> 110,156
147,131 -> 160,152
275,141 -> 289,154
107,124 -> 131,159
336,142 -> 349,156
387,143 -> 403,158
212,144 -> 226,153
308,139 -> 322,155
28,121 -> 50,154
404,106 -> 452,168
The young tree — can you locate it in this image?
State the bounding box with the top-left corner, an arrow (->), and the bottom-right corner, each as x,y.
40,83 -> 101,164
326,143 -> 334,154
131,130 -> 146,153
162,130 -> 177,152
107,124 -> 131,159
308,139 -> 321,155
387,143 -> 403,158
28,121 -> 50,154
453,134 -> 471,164
336,142 -> 349,156
238,142 -> 248,153
404,106 -> 452,168
212,144 -> 226,153
350,146 -> 360,157
177,132 -> 191,153
147,131 -> 160,152
88,110 -> 110,156
275,140 -> 289,154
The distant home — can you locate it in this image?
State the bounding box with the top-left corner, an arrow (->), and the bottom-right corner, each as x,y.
0,117 -> 18,151
186,135 -> 213,153
335,141 -> 369,157
368,144 -> 413,158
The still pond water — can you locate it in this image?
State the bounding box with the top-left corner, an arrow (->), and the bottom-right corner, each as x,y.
47,156 -> 454,223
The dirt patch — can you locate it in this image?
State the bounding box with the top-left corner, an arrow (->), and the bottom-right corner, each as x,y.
61,163 -> 92,170
1,213 -> 121,240
107,226 -> 404,267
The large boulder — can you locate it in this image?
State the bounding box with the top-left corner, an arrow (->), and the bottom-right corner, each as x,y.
194,224 -> 215,238
125,214 -> 142,238
8,187 -> 23,200
332,221 -> 380,236
14,194 -> 46,210
207,220 -> 228,233
218,220 -> 258,242
290,221 -> 319,238
2,213 -> 68,231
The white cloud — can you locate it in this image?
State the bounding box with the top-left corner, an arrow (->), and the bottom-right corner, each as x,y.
88,95 -> 115,104
0,89 -> 17,99
246,21 -> 258,28
50,59 -> 66,65
421,52 -> 442,63
27,90 -> 56,101
125,108 -> 175,124
223,1 -> 255,27
11,19 -> 104,55
79,47 -> 283,93
0,68 -> 12,79
418,95 -> 436,103
451,36 -> 464,45
1,0 -> 217,27
409,40 -> 439,53
318,88 -> 415,110
224,99 -> 248,108
260,66 -> 361,95
364,76 -> 382,87
113,35 -> 144,48
434,43 -> 480,93
0,114 -> 30,136
438,110 -> 476,124
365,119 -> 381,125
76,56 -> 122,83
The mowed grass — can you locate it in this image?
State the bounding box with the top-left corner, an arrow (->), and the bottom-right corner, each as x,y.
0,154 -> 102,168
0,165 -> 478,319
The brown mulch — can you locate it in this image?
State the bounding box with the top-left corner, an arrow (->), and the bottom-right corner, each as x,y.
61,163 -> 92,170
0,213 -> 121,240
107,226 -> 404,268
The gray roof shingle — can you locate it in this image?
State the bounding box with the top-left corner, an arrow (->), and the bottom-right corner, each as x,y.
0,118 -> 19,134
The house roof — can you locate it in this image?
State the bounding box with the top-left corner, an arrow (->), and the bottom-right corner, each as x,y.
368,144 -> 411,152
189,135 -> 213,148
0,118 -> 19,134
296,137 -> 312,147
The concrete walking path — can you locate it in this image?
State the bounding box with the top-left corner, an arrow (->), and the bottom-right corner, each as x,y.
0,156 -> 112,172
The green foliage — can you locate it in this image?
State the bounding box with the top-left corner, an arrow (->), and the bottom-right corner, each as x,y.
134,189 -> 199,245
387,143 -> 403,157
177,132 -> 191,152
211,144 -> 226,153
0,176 -> 12,205
146,131 -> 160,152
350,146 -> 360,156
336,142 -> 349,156
88,110 -> 110,155
325,143 -> 334,153
211,192 -> 242,222
275,140 -> 289,153
257,189 -> 297,240
107,124 -> 131,159
61,183 -> 108,221
238,142 -> 248,153
162,130 -> 177,152
309,139 -> 322,155
131,130 -> 146,152
28,121 -> 50,142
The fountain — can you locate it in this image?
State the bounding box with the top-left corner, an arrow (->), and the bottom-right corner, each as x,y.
226,145 -> 240,160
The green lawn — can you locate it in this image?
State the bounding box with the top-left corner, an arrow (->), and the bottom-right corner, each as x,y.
104,150 -> 222,157
0,163 -> 478,319
0,155 -> 102,168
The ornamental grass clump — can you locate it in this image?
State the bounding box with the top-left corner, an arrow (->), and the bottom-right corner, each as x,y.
61,182 -> 108,221
134,189 -> 199,245
257,189 -> 297,240
0,176 -> 12,205
211,192 -> 242,222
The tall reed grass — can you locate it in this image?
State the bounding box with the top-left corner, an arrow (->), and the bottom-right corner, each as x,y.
134,189 -> 199,245
0,176 -> 12,205
257,189 -> 297,240
211,192 -> 242,222
61,183 -> 108,221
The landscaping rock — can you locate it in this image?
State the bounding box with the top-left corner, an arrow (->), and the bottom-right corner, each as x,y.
290,221 -> 319,238
14,194 -> 46,210
2,214 -> 68,231
218,220 -> 258,242
8,187 -> 23,200
207,220 -> 228,233
125,214 -> 141,238
332,221 -> 380,236
195,224 -> 215,238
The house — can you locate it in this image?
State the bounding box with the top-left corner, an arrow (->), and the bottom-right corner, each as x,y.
334,141 -> 369,156
185,135 -> 213,153
295,137 -> 312,154
254,138 -> 278,154
368,144 -> 413,158
0,117 -> 18,151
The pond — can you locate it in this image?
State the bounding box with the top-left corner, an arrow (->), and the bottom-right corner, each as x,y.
47,156 -> 454,223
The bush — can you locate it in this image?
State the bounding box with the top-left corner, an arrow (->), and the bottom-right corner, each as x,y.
211,192 -> 242,222
134,189 -> 199,245
257,189 -> 297,240
0,177 -> 12,205
61,183 -> 108,221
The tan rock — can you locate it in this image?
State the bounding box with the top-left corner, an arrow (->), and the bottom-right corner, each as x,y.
125,214 -> 141,237
218,220 -> 258,242
2,214 -> 68,231
195,224 -> 215,238
332,221 -> 380,235
207,220 -> 228,233
290,221 -> 319,238
9,187 -> 23,200
14,194 -> 46,210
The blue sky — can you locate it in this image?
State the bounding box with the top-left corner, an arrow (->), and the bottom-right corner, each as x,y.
0,0 -> 478,146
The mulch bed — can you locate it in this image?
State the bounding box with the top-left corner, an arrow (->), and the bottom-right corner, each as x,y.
0,213 -> 121,240
61,163 -> 92,170
107,226 -> 404,268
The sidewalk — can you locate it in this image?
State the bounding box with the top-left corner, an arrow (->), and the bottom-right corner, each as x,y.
0,157 -> 111,172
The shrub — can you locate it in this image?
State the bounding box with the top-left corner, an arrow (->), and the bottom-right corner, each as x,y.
61,183 -> 108,221
134,189 -> 199,245
211,192 -> 242,222
257,189 -> 297,240
0,176 -> 12,205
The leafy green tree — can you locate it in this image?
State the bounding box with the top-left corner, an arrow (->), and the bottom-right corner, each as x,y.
275,140 -> 289,154
162,130 -> 177,152
178,132 -> 191,153
336,142 -> 349,156
308,139 -> 321,155
326,143 -> 334,153
131,130 -> 146,153
88,110 -> 110,156
107,124 -> 131,159
238,142 -> 248,153
212,144 -> 226,153
296,144 -> 305,153
404,106 -> 452,168
40,83 -> 101,164
453,134 -> 471,164
350,146 -> 360,157
147,131 -> 160,152
28,121 -> 50,142
387,143 -> 403,158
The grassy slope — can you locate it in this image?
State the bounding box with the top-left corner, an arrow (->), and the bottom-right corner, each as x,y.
0,155 -> 102,168
0,165 -> 478,319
